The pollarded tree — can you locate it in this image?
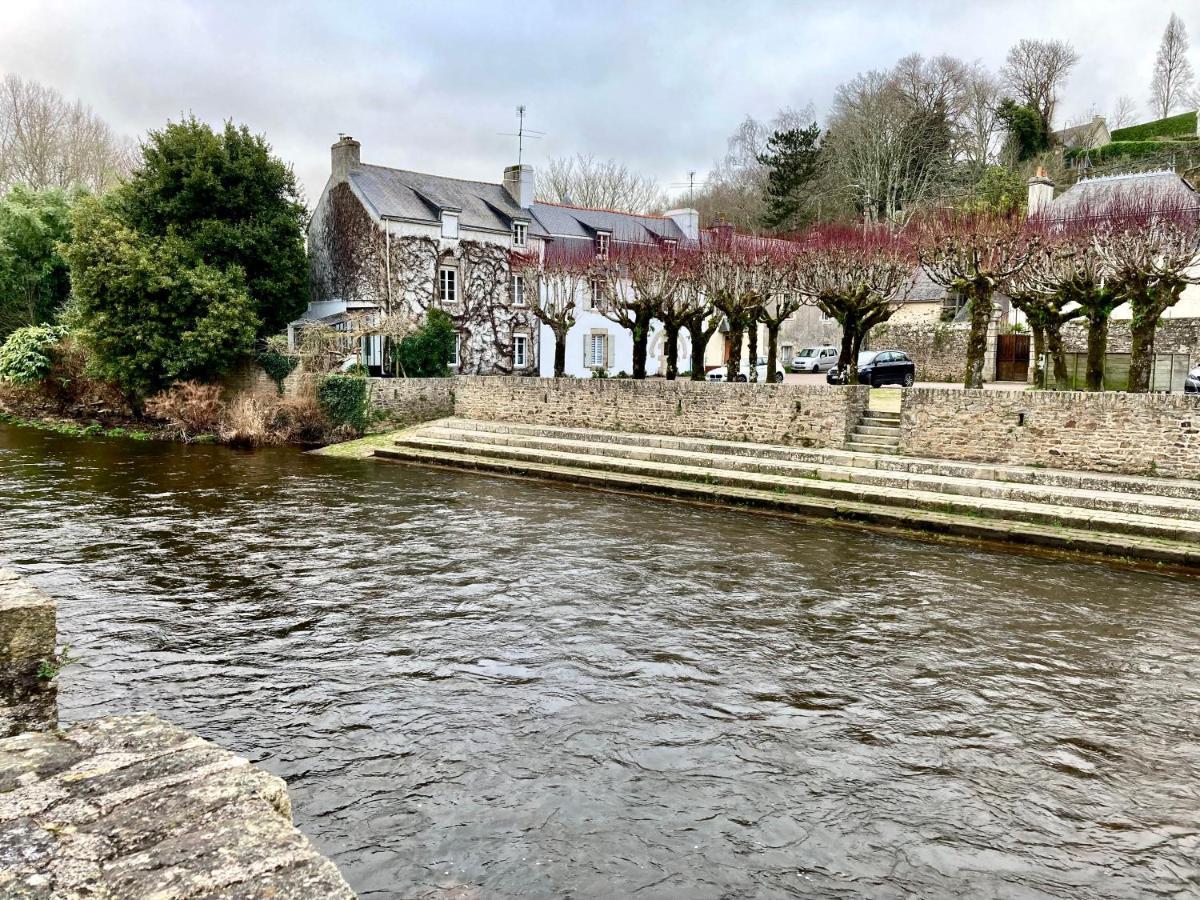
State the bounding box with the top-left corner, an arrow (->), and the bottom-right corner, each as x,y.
1094,195 -> 1200,392
510,242 -> 592,378
918,212 -> 1036,388
793,226 -> 913,380
1001,238 -> 1083,387
596,241 -> 683,379
653,245 -> 708,380
1042,229 -> 1120,391
694,234 -> 777,381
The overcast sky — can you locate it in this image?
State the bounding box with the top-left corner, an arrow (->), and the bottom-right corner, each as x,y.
3,1 -> 1197,205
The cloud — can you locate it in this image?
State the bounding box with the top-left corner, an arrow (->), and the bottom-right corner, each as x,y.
1,0 -> 1191,204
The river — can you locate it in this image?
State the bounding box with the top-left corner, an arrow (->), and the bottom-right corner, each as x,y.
1,423 -> 1198,898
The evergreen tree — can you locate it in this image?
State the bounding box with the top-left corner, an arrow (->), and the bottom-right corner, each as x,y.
757,123 -> 823,231
997,99 -> 1049,162
0,186 -> 75,338
119,117 -> 308,336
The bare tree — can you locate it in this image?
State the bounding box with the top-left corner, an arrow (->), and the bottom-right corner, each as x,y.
595,241 -> 683,378
960,64 -> 1004,175
1110,95 -> 1140,129
1150,13 -> 1195,119
0,74 -> 133,193
824,68 -> 953,224
510,243 -> 592,377
536,154 -> 665,214
1001,38 -> 1080,130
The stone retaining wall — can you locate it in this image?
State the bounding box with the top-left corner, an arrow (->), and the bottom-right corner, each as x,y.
454,376 -> 870,448
901,388 -> 1200,478
869,321 -> 970,383
367,377 -> 455,431
0,569 -> 56,737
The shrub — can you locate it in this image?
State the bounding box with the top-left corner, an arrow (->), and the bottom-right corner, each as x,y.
0,324 -> 67,384
144,380 -> 226,438
219,395 -> 272,447
1065,140 -> 1169,165
317,374 -> 369,432
1110,111 -> 1198,142
269,395 -> 329,444
394,308 -> 455,377
256,342 -> 298,392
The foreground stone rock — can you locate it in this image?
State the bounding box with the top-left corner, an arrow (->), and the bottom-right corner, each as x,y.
0,570 -> 56,738
0,713 -> 355,898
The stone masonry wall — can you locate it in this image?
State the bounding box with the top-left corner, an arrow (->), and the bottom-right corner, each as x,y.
453,376 -> 870,448
1062,317 -> 1200,367
367,377 -> 455,431
900,388 -> 1200,478
0,569 -> 56,737
868,321 -> 971,383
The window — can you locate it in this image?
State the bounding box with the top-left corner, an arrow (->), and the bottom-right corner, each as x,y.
782,344 -> 793,361
514,334 -> 528,368
596,232 -> 610,258
589,277 -> 603,310
512,222 -> 527,248
449,333 -> 460,367
511,274 -> 526,306
589,333 -> 608,367
441,212 -> 459,239
820,308 -> 834,323
439,266 -> 458,304
664,239 -> 677,255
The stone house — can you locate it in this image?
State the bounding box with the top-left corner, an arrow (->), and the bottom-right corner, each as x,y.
306,136 -> 700,377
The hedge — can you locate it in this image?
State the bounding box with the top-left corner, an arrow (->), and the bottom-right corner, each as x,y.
1110,110 -> 1197,142
317,374 -> 369,432
1065,140 -> 1175,164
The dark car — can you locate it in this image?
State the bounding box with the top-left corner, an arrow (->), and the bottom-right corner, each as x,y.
854,350 -> 915,387
1186,366 -> 1200,394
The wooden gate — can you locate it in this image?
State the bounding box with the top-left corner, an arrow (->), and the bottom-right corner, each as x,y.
995,333 -> 1030,382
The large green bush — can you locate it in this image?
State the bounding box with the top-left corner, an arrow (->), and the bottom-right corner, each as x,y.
0,187 -> 75,339
1110,111 -> 1198,142
317,374 -> 369,431
1065,140 -> 1177,165
395,308 -> 455,377
0,324 -> 67,383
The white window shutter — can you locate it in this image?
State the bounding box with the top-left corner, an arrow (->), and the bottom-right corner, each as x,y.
605,331 -> 614,368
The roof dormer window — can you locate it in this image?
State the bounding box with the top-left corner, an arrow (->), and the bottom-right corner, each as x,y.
513,222 -> 528,248
596,231 -> 610,259
441,211 -> 459,240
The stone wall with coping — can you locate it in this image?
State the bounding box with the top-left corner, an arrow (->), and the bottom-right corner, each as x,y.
453,376 -> 870,448
1062,318 -> 1200,367
367,377 -> 455,431
867,321 -> 971,383
0,568 -> 57,737
900,388 -> 1200,478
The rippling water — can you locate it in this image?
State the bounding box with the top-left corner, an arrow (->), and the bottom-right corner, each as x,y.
2,423 -> 1199,898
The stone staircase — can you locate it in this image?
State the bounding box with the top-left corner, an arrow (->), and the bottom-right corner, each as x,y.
372,417 -> 1200,567
846,409 -> 901,453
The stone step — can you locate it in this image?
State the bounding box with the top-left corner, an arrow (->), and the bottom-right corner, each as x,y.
844,441 -> 896,455
415,425 -> 1200,520
852,424 -> 901,438
862,410 -> 901,422
384,434 -> 1198,543
847,431 -> 900,446
373,443 -> 1200,568
436,418 -> 1200,502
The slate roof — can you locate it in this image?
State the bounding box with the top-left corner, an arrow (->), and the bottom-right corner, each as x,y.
907,268 -> 947,302
1048,169 -> 1200,219
347,164 -> 542,234
530,202 -> 686,243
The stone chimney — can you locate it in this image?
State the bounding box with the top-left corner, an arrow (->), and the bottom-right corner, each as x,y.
331,135 -> 361,180
1026,166 -> 1054,218
503,164 -> 534,208
708,221 -> 735,245
663,207 -> 700,241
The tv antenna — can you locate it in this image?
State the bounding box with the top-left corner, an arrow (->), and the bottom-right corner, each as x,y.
498,105 -> 544,166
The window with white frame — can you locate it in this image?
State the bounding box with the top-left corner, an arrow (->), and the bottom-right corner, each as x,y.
441,212 -> 459,239
513,334 -> 528,368
511,274 -> 525,306
589,277 -> 603,310
589,333 -> 608,367
512,222 -> 527,248
439,266 -> 458,304
449,333 -> 460,367
596,232 -> 610,258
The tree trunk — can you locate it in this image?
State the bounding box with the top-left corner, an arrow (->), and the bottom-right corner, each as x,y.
1127,312 -> 1157,394
663,323 -> 680,381
687,316 -> 712,381
963,285 -> 992,389
553,331 -> 567,378
837,323 -> 856,383
1045,324 -> 1070,389
725,320 -> 744,381
746,320 -> 759,382
1085,315 -> 1108,391
631,312 -> 650,379
765,322 -> 781,385
1029,323 -> 1045,386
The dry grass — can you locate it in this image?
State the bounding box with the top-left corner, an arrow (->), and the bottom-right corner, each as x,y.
144,381 -> 225,438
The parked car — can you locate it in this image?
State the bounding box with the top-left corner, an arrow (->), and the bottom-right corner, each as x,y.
707,356 -> 786,383
852,349 -> 916,387
791,346 -> 840,373
1186,365 -> 1200,394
